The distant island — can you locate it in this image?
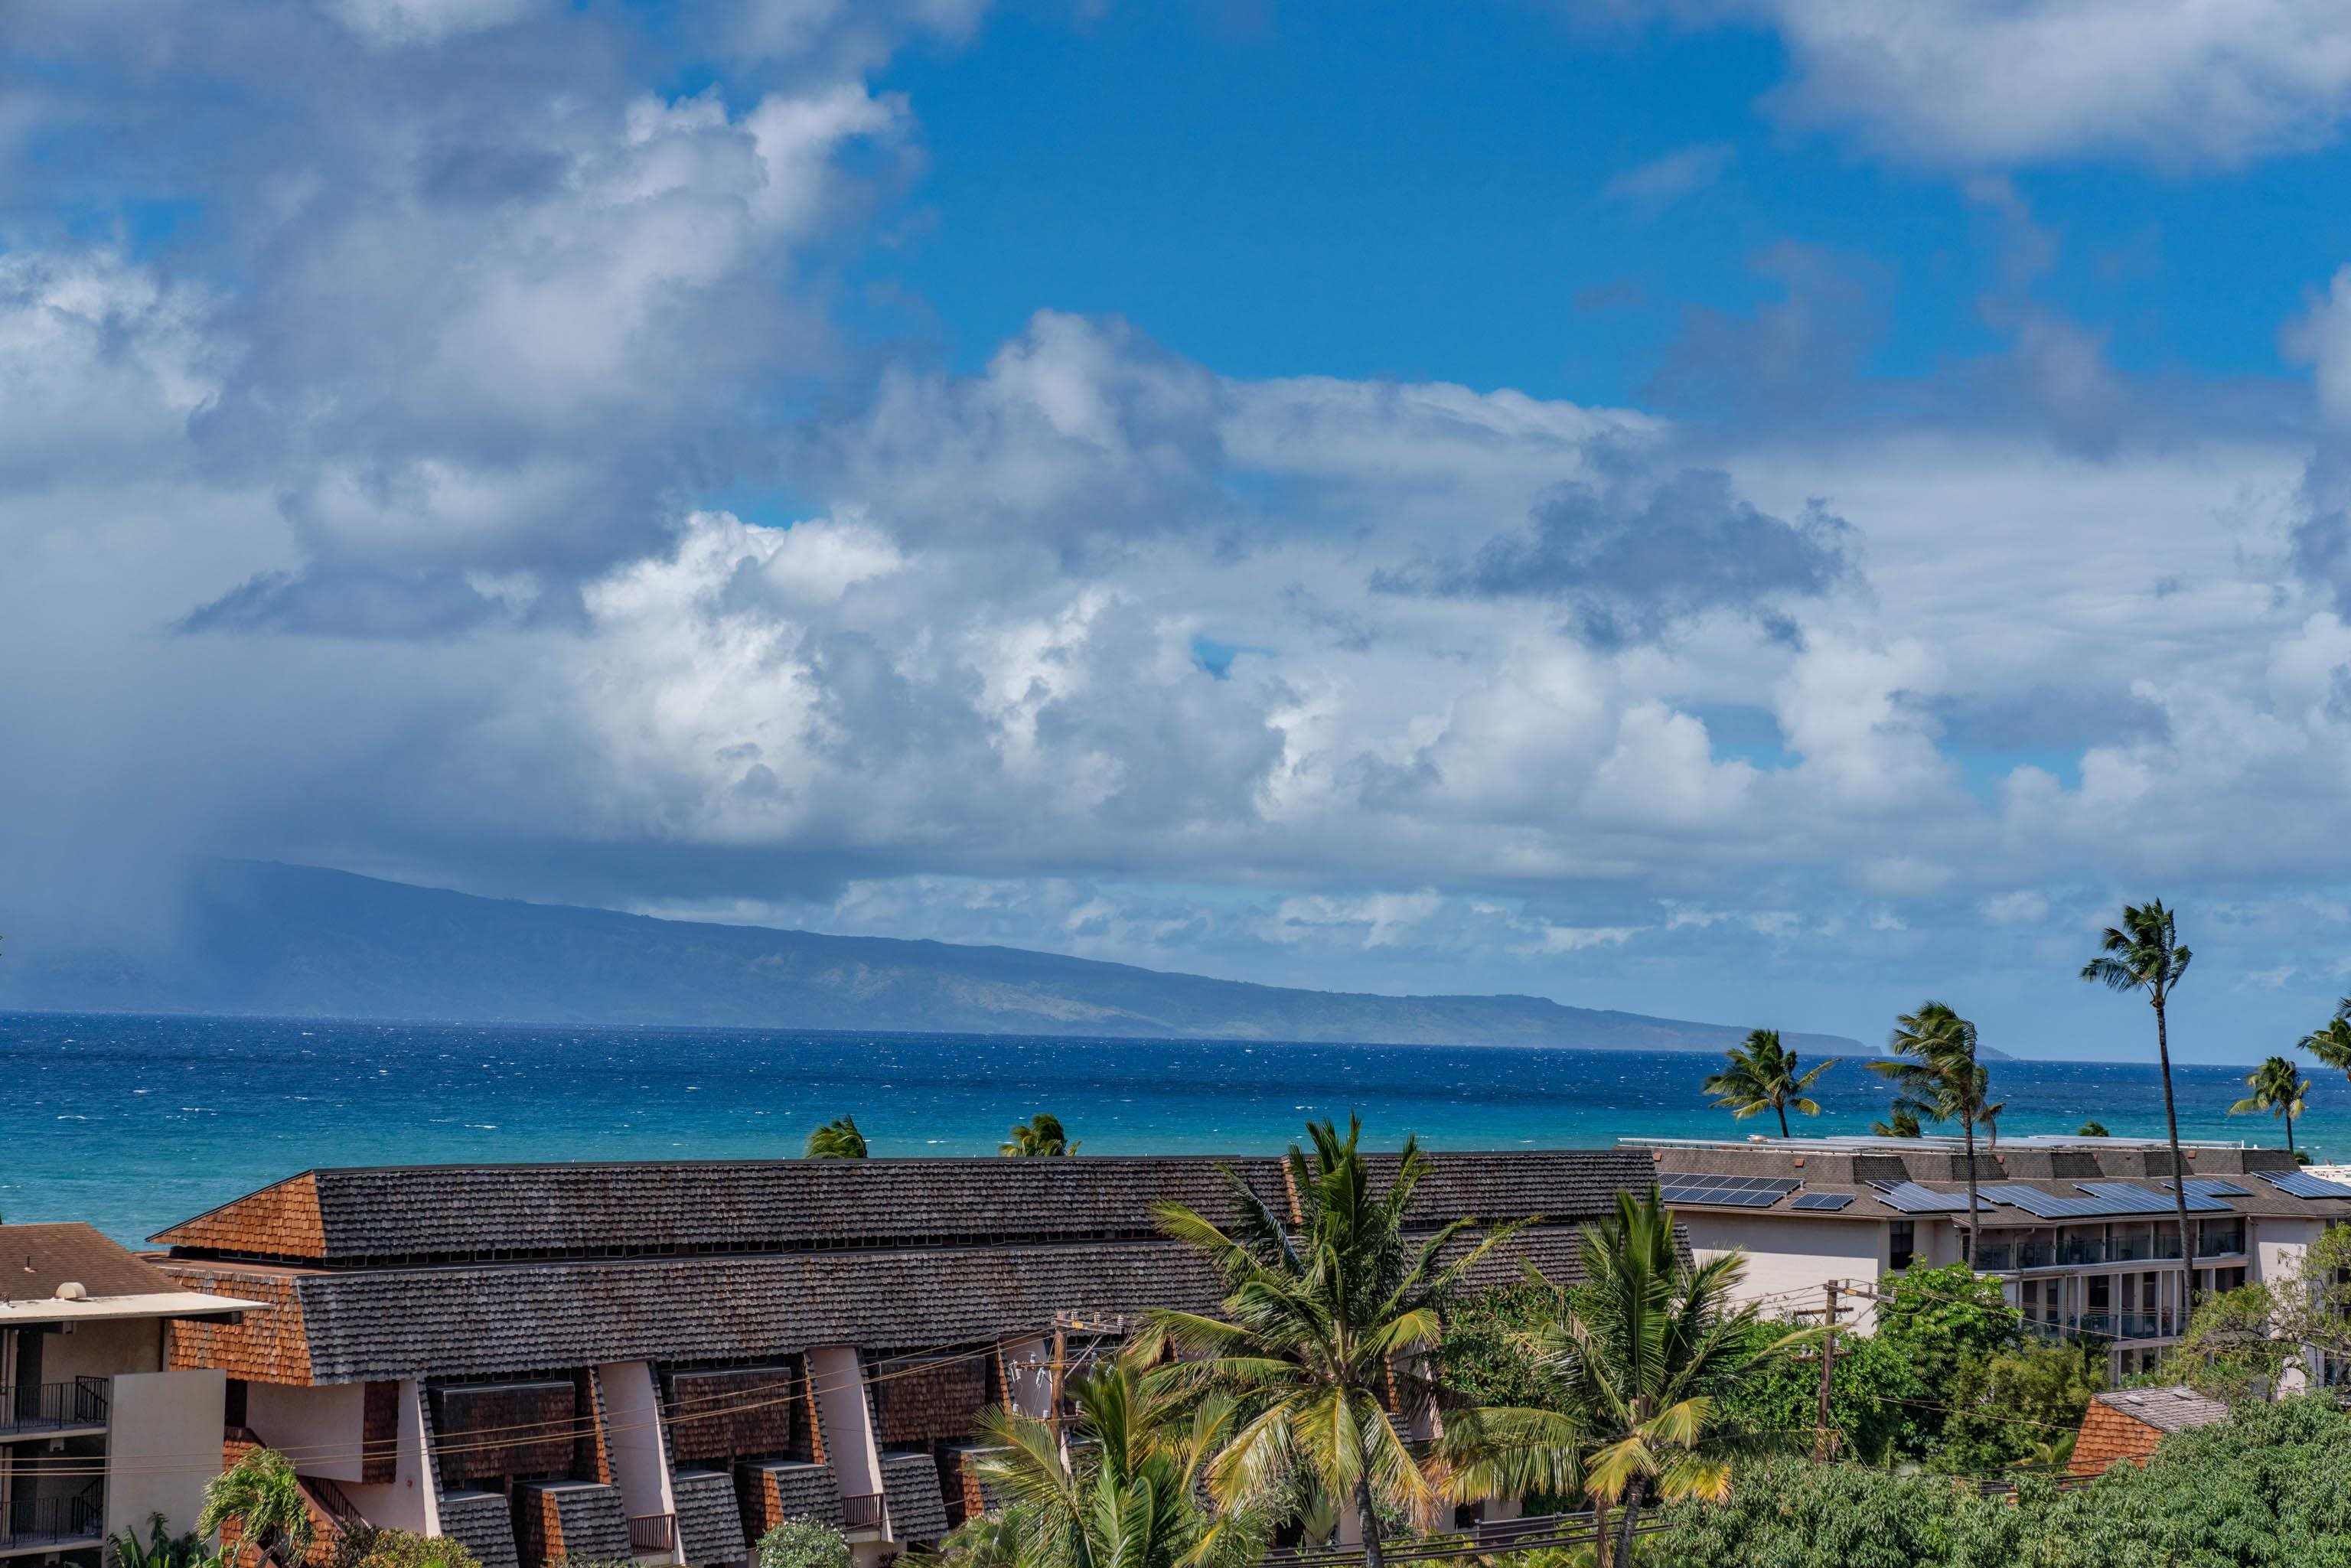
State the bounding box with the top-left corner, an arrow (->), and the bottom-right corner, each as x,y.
3,860 -> 1870,1054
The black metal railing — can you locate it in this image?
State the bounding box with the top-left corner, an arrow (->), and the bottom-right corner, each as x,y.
0,1377 -> 109,1433
628,1514 -> 676,1554
840,1494 -> 886,1533
1,1485 -> 105,1549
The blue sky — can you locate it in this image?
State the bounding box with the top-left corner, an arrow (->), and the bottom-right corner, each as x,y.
8,0 -> 2351,1063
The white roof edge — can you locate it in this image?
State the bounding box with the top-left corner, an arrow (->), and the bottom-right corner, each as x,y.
0,1291 -> 270,1323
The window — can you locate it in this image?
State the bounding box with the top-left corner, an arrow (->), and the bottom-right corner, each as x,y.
1888,1220 -> 1915,1272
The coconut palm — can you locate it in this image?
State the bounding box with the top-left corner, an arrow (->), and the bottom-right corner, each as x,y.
2078,1121 -> 2110,1138
197,1448 -> 312,1568
965,1361 -> 1264,1568
2232,1055 -> 2311,1152
1436,1189 -> 1811,1568
1979,1074 -> 2007,1155
1870,1107 -> 1922,1139
804,1115 -> 868,1159
1700,1029 -> 1834,1138
2302,1010 -> 2351,1085
112,1514 -> 213,1568
2081,901 -> 2197,1309
1001,1113 -> 1080,1157
1133,1117 -> 1522,1568
1870,1002 -> 1989,1261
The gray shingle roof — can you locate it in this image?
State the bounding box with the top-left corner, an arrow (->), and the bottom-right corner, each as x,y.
672,1470 -> 748,1566
2092,1385 -> 2231,1434
880,1452 -> 950,1544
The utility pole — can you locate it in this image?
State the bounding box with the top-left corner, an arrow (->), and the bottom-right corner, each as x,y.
1813,1280 -> 1841,1462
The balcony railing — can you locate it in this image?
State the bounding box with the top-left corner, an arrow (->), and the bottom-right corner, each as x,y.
840,1494 -> 887,1534
1,1486 -> 105,1550
627,1514 -> 675,1555
2199,1231 -> 2247,1257
0,1377 -> 109,1434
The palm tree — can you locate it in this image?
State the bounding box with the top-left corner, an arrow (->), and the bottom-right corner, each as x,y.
198,1448 -> 312,1568
2232,1055 -> 2311,1152
2081,900 -> 2197,1310
1978,1072 -> 2007,1155
1870,1107 -> 1922,1139
2302,1009 -> 2351,1084
112,1514 -> 210,1568
2078,1121 -> 2110,1138
1870,1002 -> 1989,1261
965,1361 -> 1264,1568
1436,1189 -> 1811,1568
1700,1029 -> 1834,1138
1133,1117 -> 1521,1568
1001,1113 -> 1080,1157
804,1115 -> 868,1159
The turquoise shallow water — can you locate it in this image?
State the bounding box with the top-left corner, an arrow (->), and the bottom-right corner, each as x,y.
3,1011 -> 2343,1245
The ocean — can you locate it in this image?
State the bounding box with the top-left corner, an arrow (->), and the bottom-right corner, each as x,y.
2,1011 -> 2341,1247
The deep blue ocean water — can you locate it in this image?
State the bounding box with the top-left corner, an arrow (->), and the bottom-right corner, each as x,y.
3,1012 -> 2343,1246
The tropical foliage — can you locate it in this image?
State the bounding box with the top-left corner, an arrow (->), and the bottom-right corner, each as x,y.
1436,1189 -> 1810,1568
1870,1003 -> 1989,1257
2081,898 -> 2199,1309
111,1515 -> 223,1568
1000,1113 -> 1080,1157
804,1115 -> 868,1159
1134,1116 -> 1518,1568
1654,1396 -> 2351,1568
956,1363 -> 1263,1568
1700,1028 -> 1833,1137
2230,1055 -> 2310,1151
331,1531 -> 480,1568
2078,1120 -> 2109,1137
1870,1107 -> 1922,1139
197,1448 -> 312,1568
753,1518 -> 850,1568
2303,1007 -> 2351,1086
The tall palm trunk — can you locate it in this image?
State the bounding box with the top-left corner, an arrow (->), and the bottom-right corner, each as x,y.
1354,1472 -> 1384,1568
1613,1492 -> 1642,1568
2287,1107 -> 2297,1153
1776,1100 -> 1791,1138
2155,993 -> 2195,1316
1961,1114 -> 1981,1264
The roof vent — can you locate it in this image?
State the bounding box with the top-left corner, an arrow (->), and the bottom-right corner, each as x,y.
54,1282 -> 88,1302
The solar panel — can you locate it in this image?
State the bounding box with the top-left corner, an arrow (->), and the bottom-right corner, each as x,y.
2167,1178 -> 2252,1198
2258,1169 -> 2351,1200
1791,1191 -> 1854,1211
1983,1185 -> 2114,1219
1658,1174 -> 1802,1208
1870,1181 -> 1984,1214
1984,1181 -> 2232,1218
2077,1181 -> 2232,1214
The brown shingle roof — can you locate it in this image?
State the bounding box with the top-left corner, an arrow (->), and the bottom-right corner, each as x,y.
154,1150 -> 1661,1268
0,1223 -> 178,1302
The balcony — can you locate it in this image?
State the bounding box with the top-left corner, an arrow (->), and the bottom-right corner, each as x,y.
2199,1231 -> 2246,1258
627,1514 -> 675,1557
0,1487 -> 104,1556
0,1378 -> 109,1436
840,1494 -> 887,1535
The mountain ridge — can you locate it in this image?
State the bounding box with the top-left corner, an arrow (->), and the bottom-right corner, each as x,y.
1,860 -> 1870,1055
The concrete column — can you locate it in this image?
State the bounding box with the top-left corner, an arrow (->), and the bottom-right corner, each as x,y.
595,1363 -> 681,1564
806,1348 -> 882,1509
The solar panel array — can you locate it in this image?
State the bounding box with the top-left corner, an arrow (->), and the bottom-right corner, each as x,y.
1657,1175 -> 1802,1208
1981,1181 -> 2229,1219
2258,1169 -> 2351,1200
2169,1178 -> 2252,1198
1791,1191 -> 1854,1211
1869,1181 -> 1983,1214
2078,1181 -> 2231,1214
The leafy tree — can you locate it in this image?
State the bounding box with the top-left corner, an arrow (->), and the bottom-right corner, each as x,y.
1436,1189 -> 1811,1568
804,1116 -> 867,1159
2230,1055 -> 2311,1152
333,1530 -> 480,1568
2157,1283 -> 2293,1404
2082,899 -> 2199,1312
1000,1113 -> 1080,1157
1701,1029 -> 1834,1137
1873,1263 -> 2022,1410
1871,1003 -> 1989,1259
112,1514 -> 221,1568
197,1448 -> 312,1568
966,1362 -> 1263,1568
1933,1338 -> 2102,1475
753,1518 -> 849,1568
1135,1117 -> 1518,1568
1870,1107 -> 1922,1139
1709,1319 -> 1929,1467
2078,1120 -> 2109,1137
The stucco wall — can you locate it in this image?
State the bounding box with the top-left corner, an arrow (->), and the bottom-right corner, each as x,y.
41,1317 -> 164,1385
1678,1214 -> 1886,1326
339,1381 -> 435,1534
596,1360 -> 677,1556
809,1347 -> 879,1500
249,1380 -> 367,1482
107,1369 -> 227,1544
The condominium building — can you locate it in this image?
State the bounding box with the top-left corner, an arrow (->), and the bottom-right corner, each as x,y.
1627,1134 -> 2351,1379
0,1225 -> 265,1568
147,1151 -> 1656,1568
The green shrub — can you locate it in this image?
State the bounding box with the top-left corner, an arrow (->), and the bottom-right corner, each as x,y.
755,1517 -> 850,1568
337,1528 -> 481,1568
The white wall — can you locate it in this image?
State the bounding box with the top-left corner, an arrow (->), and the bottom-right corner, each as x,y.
41,1318 -> 163,1385
106,1370 -> 227,1545
339,1381 -> 436,1534
596,1361 -> 679,1561
249,1381 -> 367,1482
2253,1216 -> 2321,1286
807,1348 -> 879,1498
1679,1214 -> 1886,1327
